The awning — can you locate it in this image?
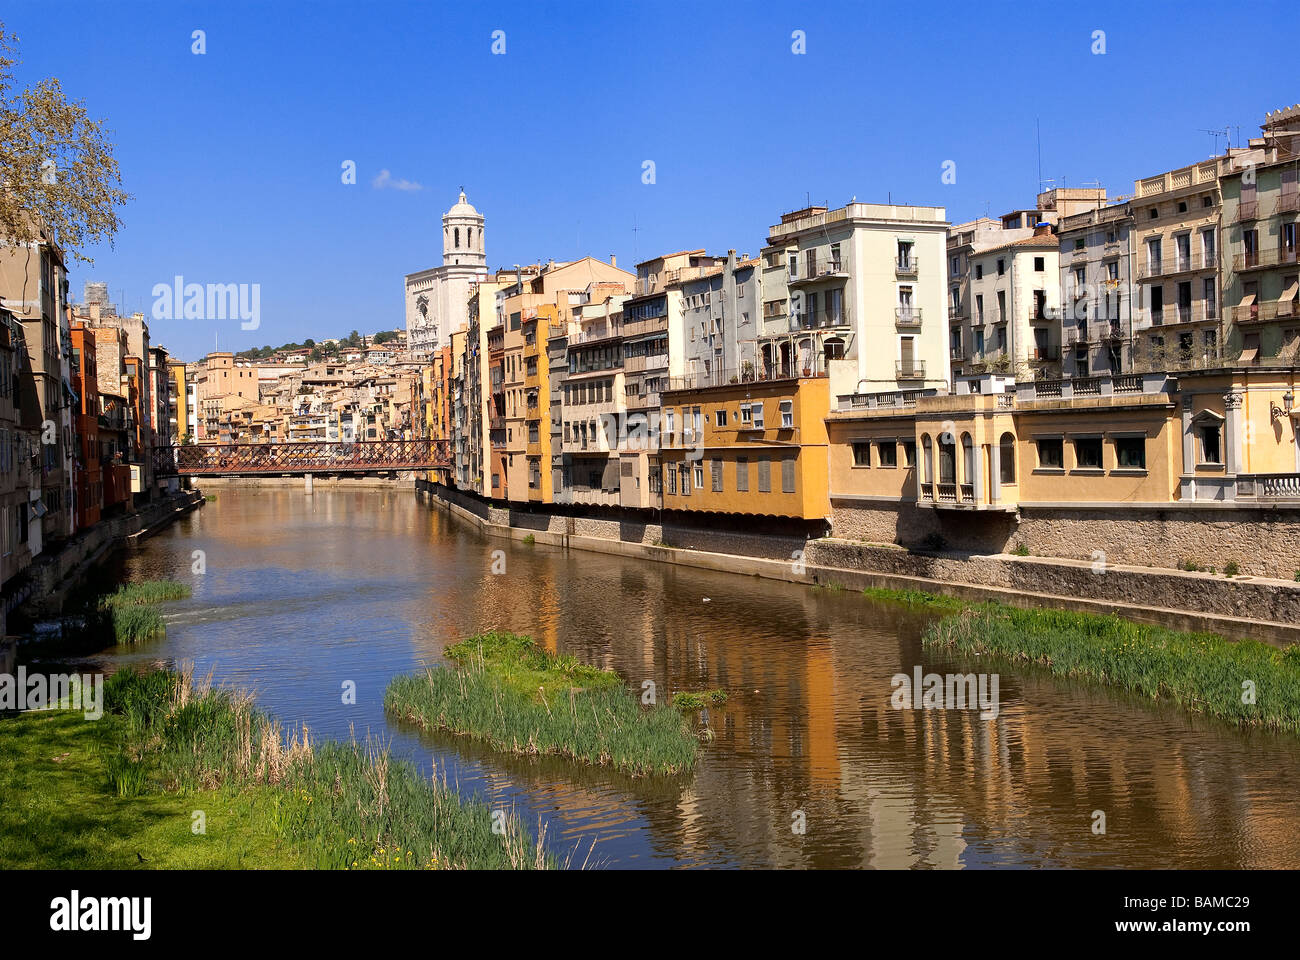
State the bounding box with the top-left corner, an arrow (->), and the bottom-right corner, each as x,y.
1239,292 -> 1257,307
1280,277 -> 1299,302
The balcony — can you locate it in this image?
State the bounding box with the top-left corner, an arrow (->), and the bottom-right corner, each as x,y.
836,388 -> 937,412
950,346 -> 964,360
895,255 -> 919,278
663,361 -> 822,393
1275,193 -> 1300,216
790,259 -> 847,286
622,314 -> 669,338
1139,252 -> 1212,278
1233,299 -> 1300,325
895,307 -> 923,328
1015,372 -> 1167,402
1029,345 -> 1061,363
792,306 -> 851,330
1236,473 -> 1300,501
896,360 -> 926,380
1232,247 -> 1300,272
1236,200 -> 1259,222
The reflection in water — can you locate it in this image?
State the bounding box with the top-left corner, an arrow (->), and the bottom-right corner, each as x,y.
85,488 -> 1300,868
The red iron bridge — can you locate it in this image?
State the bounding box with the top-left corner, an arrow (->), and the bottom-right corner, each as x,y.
156,439 -> 453,477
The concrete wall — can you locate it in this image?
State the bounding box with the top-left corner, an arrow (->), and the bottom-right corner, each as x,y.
829,498 -> 1300,580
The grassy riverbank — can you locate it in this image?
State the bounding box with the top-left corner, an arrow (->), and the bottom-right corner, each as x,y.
385,631 -> 699,776
99,579 -> 192,643
867,587 -> 1300,733
0,667 -> 553,869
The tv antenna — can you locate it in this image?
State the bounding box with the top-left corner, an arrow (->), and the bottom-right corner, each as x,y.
1199,126 -> 1232,156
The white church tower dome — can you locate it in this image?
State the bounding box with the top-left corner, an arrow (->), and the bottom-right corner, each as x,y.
443,188 -> 486,268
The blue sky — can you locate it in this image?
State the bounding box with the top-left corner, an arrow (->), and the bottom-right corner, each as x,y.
6,0 -> 1296,359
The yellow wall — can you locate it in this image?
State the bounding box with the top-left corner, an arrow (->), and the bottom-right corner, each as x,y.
660,376 -> 829,518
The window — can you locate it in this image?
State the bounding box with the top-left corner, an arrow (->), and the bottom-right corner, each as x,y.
1199,424 -> 1222,465
711,459 -> 723,492
1204,278 -> 1217,319
694,464 -> 704,490
751,402 -> 764,429
1074,238 -> 1085,251
667,464 -> 676,494
1037,437 -> 1064,469
996,258 -> 1005,276
877,441 -> 897,467
1074,437 -> 1103,470
975,263 -> 983,280
716,409 -> 727,427
779,399 -> 794,428
740,404 -> 751,425
1115,436 -> 1146,469
757,457 -> 771,493
680,462 -> 691,495
781,458 -> 796,493
921,435 -> 934,483
736,457 -> 749,492
901,440 -> 916,468
852,441 -> 871,466
1034,256 -> 1045,272
999,432 -> 1016,484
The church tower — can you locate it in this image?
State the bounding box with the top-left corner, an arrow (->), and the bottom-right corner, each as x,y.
443,189 -> 486,268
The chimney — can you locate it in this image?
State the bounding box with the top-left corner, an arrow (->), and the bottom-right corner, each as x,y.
1033,222 -> 1052,237
610,254 -> 616,268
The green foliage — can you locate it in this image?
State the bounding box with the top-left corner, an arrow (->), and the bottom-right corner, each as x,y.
387,632 -> 698,776
1012,543 -> 1030,557
95,668 -> 552,869
671,689 -> 728,709
1223,560 -> 1241,578
521,533 -> 535,545
98,580 -> 191,644
924,604 -> 1300,733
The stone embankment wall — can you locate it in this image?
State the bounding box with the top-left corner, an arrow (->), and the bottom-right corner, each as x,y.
421,480 -> 1300,642
829,500 -> 1300,581
9,490 -> 205,625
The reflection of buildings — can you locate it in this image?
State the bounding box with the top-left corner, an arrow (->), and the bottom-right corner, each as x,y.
390,500 -> 1299,867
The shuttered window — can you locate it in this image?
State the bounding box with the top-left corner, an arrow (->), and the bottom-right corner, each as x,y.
781,457 -> 796,493
736,457 -> 748,492
711,459 -> 723,492
757,457 -> 771,492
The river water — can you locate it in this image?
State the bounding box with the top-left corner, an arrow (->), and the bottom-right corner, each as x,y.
85,487 -> 1300,868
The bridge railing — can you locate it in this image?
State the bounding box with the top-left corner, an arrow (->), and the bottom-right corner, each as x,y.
168,439 -> 452,475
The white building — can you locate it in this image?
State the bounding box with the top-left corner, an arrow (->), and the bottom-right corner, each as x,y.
404,190 -> 490,360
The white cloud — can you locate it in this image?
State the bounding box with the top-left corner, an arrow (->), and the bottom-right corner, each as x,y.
371,169 -> 423,191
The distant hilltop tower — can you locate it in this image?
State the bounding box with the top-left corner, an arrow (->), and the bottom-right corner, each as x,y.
443,188 -> 485,268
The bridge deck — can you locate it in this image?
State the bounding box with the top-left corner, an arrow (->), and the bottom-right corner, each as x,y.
159,440 -> 452,476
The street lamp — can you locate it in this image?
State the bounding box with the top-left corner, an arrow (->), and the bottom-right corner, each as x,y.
1270,390 -> 1294,422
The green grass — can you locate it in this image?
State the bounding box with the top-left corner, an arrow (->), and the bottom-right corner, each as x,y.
0,667 -> 555,869
861,586 -> 967,615
922,602 -> 1300,733
671,689 -> 727,709
386,632 -> 699,776
521,533 -> 535,545
98,580 -> 192,644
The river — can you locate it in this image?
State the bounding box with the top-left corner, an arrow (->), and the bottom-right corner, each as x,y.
83,487 -> 1300,868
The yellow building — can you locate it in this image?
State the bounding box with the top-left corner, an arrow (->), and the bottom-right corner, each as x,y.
824,367 -> 1300,570
659,374 -> 830,520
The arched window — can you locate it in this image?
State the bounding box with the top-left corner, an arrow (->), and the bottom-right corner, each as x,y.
455,228 -> 460,249
938,434 -> 956,484
961,433 -> 975,485
921,434 -> 934,484
468,227 -> 474,247
1000,432 -> 1016,484
824,337 -> 845,362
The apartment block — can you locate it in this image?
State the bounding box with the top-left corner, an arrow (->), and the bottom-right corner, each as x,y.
1220,106 -> 1300,363
760,201 -> 950,400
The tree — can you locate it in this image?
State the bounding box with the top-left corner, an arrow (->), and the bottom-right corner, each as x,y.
0,25 -> 129,262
